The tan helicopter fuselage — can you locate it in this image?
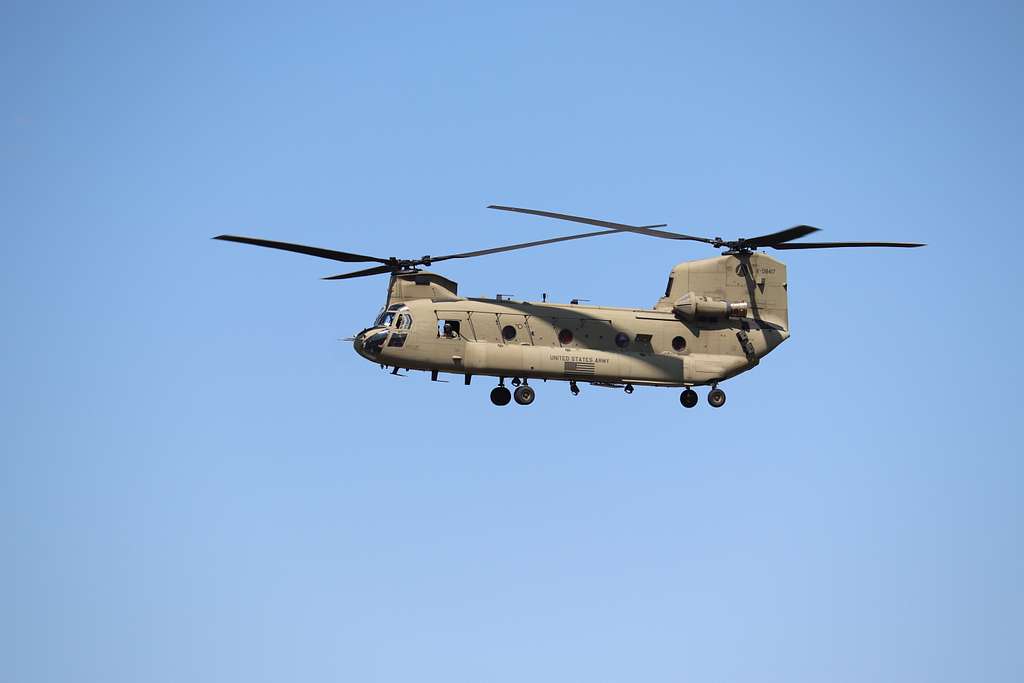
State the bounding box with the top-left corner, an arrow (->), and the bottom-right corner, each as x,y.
354,252 -> 790,388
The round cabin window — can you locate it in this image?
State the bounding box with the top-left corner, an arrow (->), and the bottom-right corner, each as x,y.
614,332 -> 629,349
672,336 -> 686,351
501,325 -> 517,341
558,329 -> 574,345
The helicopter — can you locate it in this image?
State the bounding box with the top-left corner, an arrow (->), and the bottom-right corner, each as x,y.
215,206 -> 924,408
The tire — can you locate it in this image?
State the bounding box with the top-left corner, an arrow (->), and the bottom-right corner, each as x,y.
707,388 -> 726,408
490,386 -> 512,406
680,389 -> 698,408
513,385 -> 536,405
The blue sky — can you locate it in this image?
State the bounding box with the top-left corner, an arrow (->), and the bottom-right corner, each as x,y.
2,2 -> 1022,681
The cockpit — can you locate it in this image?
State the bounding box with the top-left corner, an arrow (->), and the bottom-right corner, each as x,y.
372,304 -> 413,330
357,304 -> 414,359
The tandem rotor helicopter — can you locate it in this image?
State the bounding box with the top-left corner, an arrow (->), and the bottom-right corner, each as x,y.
215,206 -> 924,408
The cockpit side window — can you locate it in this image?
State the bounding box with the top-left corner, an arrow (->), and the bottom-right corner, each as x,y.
396,313 -> 412,329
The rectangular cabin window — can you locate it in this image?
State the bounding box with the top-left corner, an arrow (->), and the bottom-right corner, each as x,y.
664,277 -> 674,297
437,310 -> 475,340
438,319 -> 461,338
633,333 -> 654,353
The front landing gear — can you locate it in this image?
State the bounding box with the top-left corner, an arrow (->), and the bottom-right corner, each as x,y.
513,384 -> 535,405
491,378 -> 535,406
680,388 -> 698,408
490,386 -> 512,406
707,387 -> 726,408
569,380 -> 580,396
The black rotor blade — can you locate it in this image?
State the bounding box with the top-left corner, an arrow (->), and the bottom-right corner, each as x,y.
322,264 -> 396,280
772,241 -> 926,250
213,235 -> 387,264
428,228 -> 622,263
488,205 -> 717,245
741,225 -> 820,248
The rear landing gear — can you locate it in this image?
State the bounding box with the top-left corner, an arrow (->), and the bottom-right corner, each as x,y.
680,388 -> 698,408
490,386 -> 512,406
707,387 -> 726,408
569,380 -> 580,396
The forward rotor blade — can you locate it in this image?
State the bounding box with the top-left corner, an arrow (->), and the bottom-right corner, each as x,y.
428,228 -> 622,263
322,264 -> 396,280
488,205 -> 717,244
741,225 -> 820,248
772,241 -> 926,250
213,235 -> 387,264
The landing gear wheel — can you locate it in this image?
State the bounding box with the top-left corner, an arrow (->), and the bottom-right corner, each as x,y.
680,388 -> 698,408
490,386 -> 512,406
513,385 -> 535,405
707,388 -> 726,408
569,380 -> 580,396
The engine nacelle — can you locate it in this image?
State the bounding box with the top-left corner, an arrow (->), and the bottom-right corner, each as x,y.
673,291 -> 748,320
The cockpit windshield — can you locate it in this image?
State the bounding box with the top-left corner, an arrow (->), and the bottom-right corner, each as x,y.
373,306 -> 411,329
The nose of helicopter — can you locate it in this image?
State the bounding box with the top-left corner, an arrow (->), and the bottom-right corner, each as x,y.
353,328 -> 389,360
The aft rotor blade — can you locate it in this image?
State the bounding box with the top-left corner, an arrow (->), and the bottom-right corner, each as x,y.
213,235 -> 387,264
741,225 -> 820,248
322,264 -> 396,280
428,228 -> 622,263
772,241 -> 926,250
488,205 -> 717,245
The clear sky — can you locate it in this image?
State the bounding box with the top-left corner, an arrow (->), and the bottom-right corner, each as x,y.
3,1 -> 1022,681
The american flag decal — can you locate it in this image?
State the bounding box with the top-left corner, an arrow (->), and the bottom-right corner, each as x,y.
564,361 -> 596,375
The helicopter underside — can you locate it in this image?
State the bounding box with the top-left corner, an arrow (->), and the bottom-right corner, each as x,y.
354,325 -> 781,408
